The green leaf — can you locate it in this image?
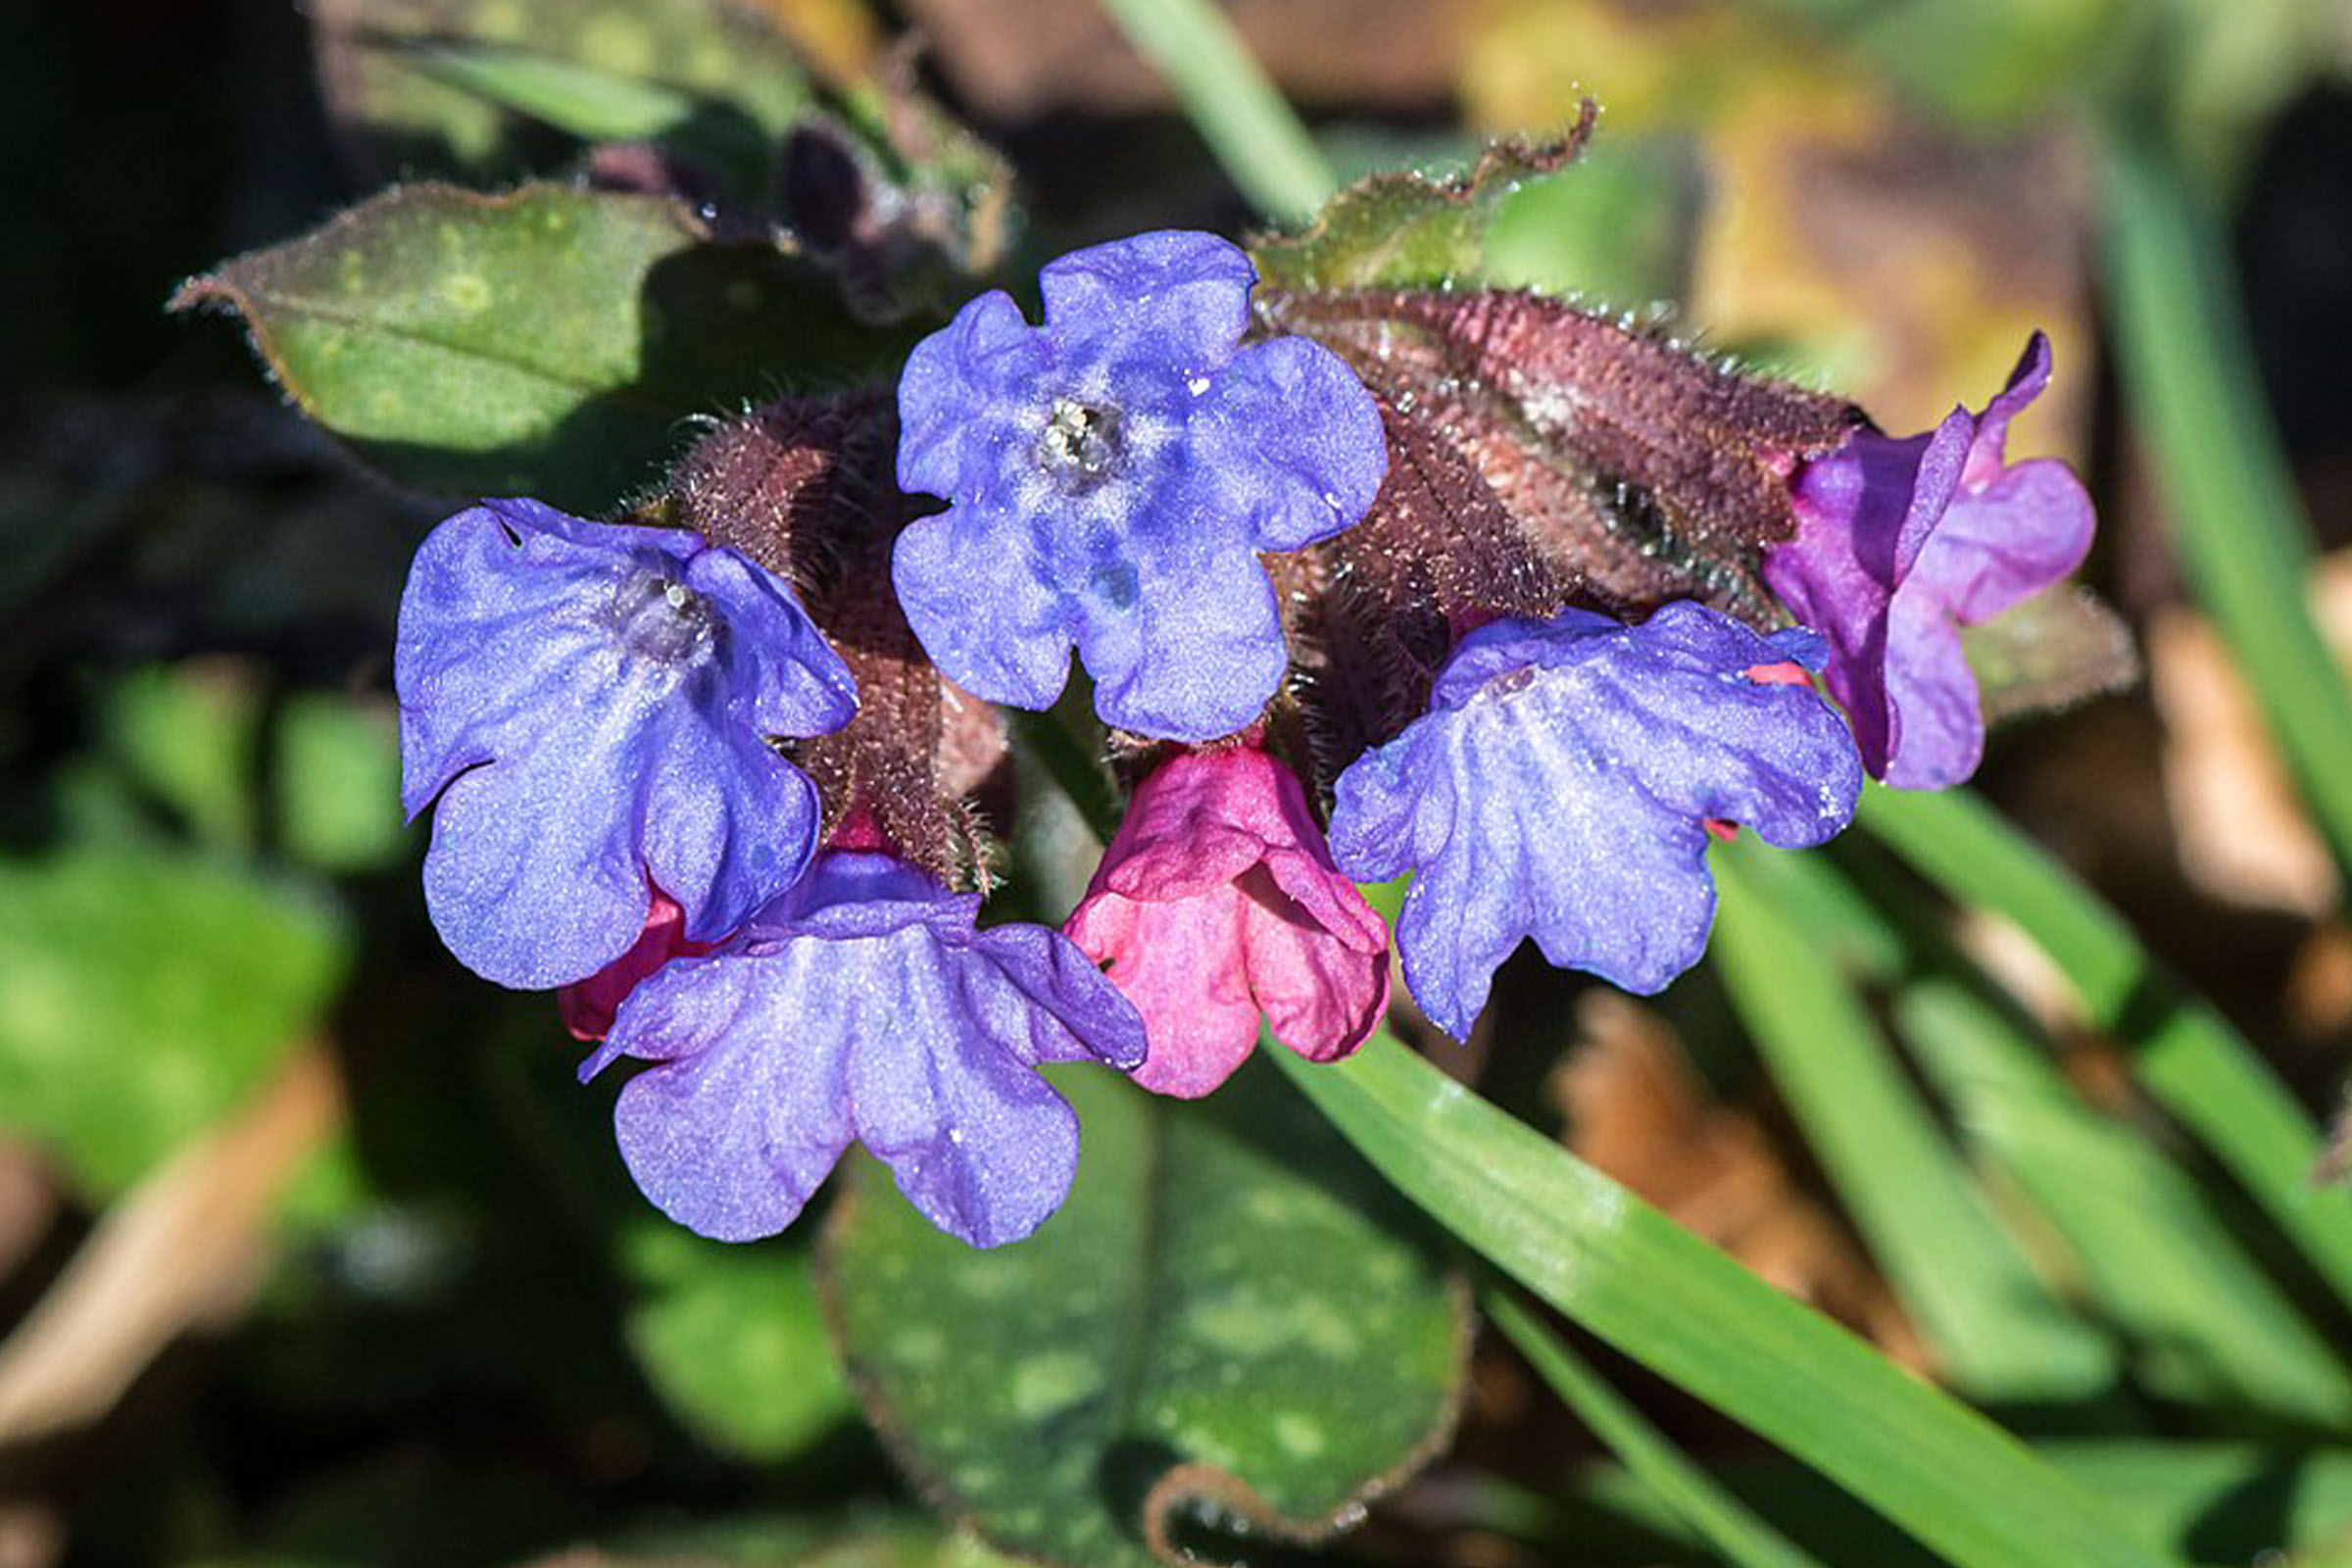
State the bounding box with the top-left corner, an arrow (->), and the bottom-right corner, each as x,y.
1481,135 -> 1697,308
1896,976 -> 2352,1425
1859,784 -> 2352,1313
584,1515 -> 1033,1568
1250,111 -> 1597,293
1961,585 -> 2141,730
2102,118 -> 2352,876
1732,832 -> 2352,1425
409,48 -> 705,147
311,0 -> 813,192
1838,0 -> 2122,129
2038,1442 -> 2352,1565
274,692 -> 409,875
820,1059 -> 1469,1568
98,662 -> 265,855
308,0 -> 1015,318
174,183 -> 909,511
620,1221 -> 855,1462
0,850 -> 346,1197
1556,1441 -> 2352,1568
1271,1034 -> 2190,1568
1712,842 -> 2116,1400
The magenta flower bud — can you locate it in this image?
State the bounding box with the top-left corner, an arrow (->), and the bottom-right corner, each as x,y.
1066,745 -> 1390,1099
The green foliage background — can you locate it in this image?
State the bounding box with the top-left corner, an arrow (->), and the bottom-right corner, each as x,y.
8,1 -> 2352,1566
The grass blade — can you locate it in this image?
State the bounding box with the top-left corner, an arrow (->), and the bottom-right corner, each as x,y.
1898,976 -> 2352,1425
1859,784 -> 2352,1310
2101,117 -> 2352,874
1557,1441 -> 2352,1568
1093,0 -> 1336,223
1713,843 -> 2115,1399
1271,1034 -> 2188,1568
1484,1288 -> 1830,1568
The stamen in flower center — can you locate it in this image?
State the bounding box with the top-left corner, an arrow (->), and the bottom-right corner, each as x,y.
611,568 -> 718,664
1037,398 -> 1126,490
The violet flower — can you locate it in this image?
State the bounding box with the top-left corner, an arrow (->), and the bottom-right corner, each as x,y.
583,852 -> 1148,1247
1327,602 -> 1862,1040
398,498 -> 857,989
893,230 -> 1387,742
1066,744 -> 1390,1099
1762,333 -> 2095,789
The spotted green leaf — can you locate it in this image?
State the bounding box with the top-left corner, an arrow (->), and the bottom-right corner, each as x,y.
173,183 -> 907,511
820,1060 -> 1469,1568
581,1516 -> 1032,1568
1250,109 -> 1596,294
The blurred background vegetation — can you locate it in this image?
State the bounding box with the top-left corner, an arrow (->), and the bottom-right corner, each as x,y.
5,1 -> 2352,1565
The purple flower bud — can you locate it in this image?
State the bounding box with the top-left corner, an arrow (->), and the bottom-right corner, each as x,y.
893,230 -> 1387,742
1327,603 -> 1862,1040
397,498 -> 857,989
582,851 -> 1149,1247
1762,333 -> 2095,789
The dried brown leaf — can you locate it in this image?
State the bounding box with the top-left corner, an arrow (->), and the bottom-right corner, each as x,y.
1554,994 -> 1924,1365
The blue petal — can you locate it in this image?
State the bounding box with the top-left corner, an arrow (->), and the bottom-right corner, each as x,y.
892,501 -> 1077,711
895,291 -> 1052,503
1079,532 -> 1287,741
1038,230 -> 1255,375
844,939 -> 1087,1248
607,947 -> 856,1242
1330,603 -> 1863,1039
1195,337 -> 1389,552
637,714 -> 825,946
420,740 -> 647,989
397,500 -> 684,816
692,545 -> 858,735
971,921 -> 1152,1071
891,231 -> 1386,741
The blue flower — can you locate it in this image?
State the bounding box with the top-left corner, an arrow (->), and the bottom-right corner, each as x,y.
397,498 -> 857,990
893,230 -> 1387,742
581,852 -> 1149,1247
1327,603 -> 1863,1039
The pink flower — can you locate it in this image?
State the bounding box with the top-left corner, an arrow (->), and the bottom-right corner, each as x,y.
1066,745 -> 1391,1098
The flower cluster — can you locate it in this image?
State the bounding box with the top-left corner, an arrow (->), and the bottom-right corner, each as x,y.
397,230 -> 2097,1248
